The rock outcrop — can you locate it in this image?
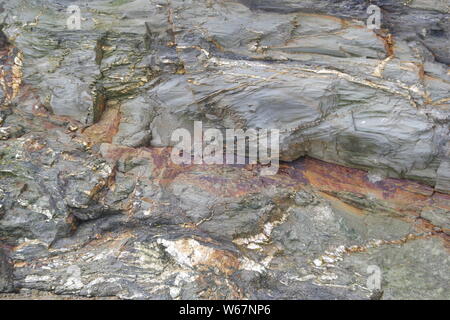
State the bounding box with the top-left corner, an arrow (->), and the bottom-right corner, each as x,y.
0,0 -> 449,300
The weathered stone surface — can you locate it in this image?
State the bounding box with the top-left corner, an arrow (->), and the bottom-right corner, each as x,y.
1,0 -> 448,190
0,0 -> 449,300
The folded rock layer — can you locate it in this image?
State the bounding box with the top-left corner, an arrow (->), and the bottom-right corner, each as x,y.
0,0 -> 449,299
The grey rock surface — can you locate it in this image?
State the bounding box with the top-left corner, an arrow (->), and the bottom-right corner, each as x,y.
1,0 -> 449,190
0,0 -> 449,300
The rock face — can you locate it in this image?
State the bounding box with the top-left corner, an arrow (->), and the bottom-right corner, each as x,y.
0,0 -> 449,300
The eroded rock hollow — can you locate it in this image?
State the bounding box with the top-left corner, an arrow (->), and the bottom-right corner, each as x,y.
0,0 -> 449,299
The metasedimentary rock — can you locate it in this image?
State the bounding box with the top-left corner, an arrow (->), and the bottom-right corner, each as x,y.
0,0 -> 449,300
3,0 -> 448,189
